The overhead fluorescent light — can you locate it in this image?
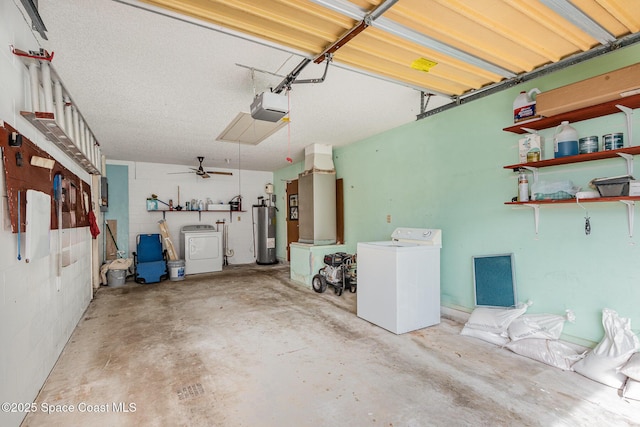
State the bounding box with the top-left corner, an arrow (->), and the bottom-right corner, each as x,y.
216,112 -> 287,145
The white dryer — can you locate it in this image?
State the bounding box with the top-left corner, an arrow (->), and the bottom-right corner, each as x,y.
180,224 -> 223,275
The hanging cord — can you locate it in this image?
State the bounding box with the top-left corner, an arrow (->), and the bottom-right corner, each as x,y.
238,141 -> 241,196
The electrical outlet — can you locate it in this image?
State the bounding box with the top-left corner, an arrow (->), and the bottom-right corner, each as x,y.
386,214 -> 391,223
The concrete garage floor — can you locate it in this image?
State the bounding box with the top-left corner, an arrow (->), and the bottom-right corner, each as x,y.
23,264 -> 640,427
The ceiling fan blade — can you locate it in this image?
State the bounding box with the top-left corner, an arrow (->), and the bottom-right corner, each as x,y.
202,173 -> 211,178
167,171 -> 195,175
205,171 -> 233,176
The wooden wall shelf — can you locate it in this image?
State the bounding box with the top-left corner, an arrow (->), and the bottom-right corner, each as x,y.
503,94 -> 640,134
504,146 -> 640,171
505,196 -> 640,205
149,209 -> 246,222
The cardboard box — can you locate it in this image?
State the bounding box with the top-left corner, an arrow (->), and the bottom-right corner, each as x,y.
629,181 -> 640,197
536,62 -> 640,117
518,134 -> 545,163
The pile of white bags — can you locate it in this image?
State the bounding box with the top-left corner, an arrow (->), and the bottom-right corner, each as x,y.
461,303 -> 584,371
573,309 -> 639,390
461,305 -> 640,393
460,303 -> 530,346
621,353 -> 640,400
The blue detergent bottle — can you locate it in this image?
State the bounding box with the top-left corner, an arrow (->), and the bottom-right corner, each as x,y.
554,121 -> 579,158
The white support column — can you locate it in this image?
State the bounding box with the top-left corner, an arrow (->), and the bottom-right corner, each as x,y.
64,98 -> 73,141
28,62 -> 40,112
40,62 -> 54,113
54,80 -> 65,130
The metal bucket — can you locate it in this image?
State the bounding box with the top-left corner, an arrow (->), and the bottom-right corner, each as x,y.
107,269 -> 127,287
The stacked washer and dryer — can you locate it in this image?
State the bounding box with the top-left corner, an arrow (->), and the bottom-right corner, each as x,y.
179,224 -> 223,275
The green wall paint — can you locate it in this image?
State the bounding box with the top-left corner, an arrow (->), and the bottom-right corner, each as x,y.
105,164 -> 129,257
275,46 -> 640,346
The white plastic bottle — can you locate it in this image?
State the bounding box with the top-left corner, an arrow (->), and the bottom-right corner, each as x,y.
554,121 -> 579,158
513,88 -> 541,123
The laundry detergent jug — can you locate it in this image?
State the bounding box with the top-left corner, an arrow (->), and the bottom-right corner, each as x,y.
513,88 -> 541,123
554,121 -> 579,158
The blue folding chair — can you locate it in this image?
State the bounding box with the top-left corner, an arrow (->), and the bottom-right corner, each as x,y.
132,234 -> 168,284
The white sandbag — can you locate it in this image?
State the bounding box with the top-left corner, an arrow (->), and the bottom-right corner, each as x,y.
464,303 -> 530,335
508,310 -> 575,342
573,309 -> 640,389
460,325 -> 510,346
622,378 -> 640,401
505,338 -> 585,371
619,352 -> 640,381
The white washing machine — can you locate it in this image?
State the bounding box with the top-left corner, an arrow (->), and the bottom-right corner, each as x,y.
180,224 -> 223,275
356,228 -> 442,334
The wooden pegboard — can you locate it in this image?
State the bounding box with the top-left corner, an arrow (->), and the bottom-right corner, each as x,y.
1,121 -> 92,233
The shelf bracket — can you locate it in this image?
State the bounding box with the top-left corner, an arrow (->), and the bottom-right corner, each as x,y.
618,153 -> 634,176
616,104 -> 633,148
523,203 -> 540,234
620,200 -> 635,238
522,165 -> 539,183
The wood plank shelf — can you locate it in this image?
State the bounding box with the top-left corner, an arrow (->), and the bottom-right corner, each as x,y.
502,94 -> 640,134
149,209 -> 246,222
505,196 -> 640,205
503,146 -> 640,171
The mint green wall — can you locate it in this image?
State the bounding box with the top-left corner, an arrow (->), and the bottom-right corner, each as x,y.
275,45 -> 640,346
105,164 -> 130,257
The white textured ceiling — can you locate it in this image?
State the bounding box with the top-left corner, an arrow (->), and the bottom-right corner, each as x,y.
35,0 -> 447,172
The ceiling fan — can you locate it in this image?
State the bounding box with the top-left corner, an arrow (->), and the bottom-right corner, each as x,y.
170,156 -> 233,179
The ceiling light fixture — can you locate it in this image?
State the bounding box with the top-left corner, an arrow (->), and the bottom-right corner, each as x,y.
216,112 -> 287,145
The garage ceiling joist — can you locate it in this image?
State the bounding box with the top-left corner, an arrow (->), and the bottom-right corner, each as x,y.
140,0 -> 640,99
